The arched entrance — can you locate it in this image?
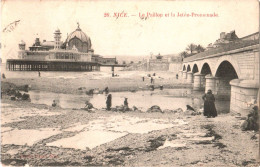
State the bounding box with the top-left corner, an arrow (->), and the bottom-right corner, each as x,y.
201,63 -> 212,75
215,61 -> 238,79
183,65 -> 186,71
192,64 -> 199,73
186,65 -> 193,83
187,65 -> 191,72
215,61 -> 238,97
193,63 -> 212,91
210,61 -> 239,113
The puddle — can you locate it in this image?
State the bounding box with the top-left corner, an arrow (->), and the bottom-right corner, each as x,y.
47,130 -> 127,150
28,88 -> 230,113
158,140 -> 187,149
182,132 -> 207,138
189,136 -> 215,142
1,103 -> 12,107
108,120 -> 173,134
87,115 -> 175,134
1,128 -> 61,146
6,149 -> 20,155
1,107 -> 61,124
63,124 -> 89,132
47,115 -> 178,150
1,127 -> 13,133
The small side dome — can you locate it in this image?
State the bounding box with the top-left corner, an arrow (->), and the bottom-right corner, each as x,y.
54,28 -> 61,34
19,40 -> 26,45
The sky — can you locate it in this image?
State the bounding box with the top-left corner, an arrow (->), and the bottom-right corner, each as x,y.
1,0 -> 259,62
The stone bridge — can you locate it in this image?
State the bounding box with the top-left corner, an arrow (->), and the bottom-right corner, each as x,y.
180,34 -> 259,116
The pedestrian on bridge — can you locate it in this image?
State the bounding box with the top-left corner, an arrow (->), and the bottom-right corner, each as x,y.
202,89 -> 217,118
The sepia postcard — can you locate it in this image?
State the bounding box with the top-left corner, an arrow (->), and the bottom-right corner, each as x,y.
1,0 -> 259,166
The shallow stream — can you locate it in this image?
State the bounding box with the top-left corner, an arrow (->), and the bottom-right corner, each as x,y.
28,88 -> 230,113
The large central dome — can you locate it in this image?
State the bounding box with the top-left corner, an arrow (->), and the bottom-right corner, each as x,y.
65,23 -> 92,53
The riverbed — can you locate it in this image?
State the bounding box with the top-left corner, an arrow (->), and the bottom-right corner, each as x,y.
1,68 -> 258,166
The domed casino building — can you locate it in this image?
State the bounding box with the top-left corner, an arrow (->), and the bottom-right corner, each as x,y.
7,23 -> 118,71
63,24 -> 93,53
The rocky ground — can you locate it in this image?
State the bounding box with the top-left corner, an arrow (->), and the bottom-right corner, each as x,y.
1,94 -> 259,167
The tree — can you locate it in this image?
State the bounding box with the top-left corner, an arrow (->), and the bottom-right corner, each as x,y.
180,51 -> 188,59
122,61 -> 126,65
179,51 -> 189,62
195,45 -> 205,53
185,43 -> 197,54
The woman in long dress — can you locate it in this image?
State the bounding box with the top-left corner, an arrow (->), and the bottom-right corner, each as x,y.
202,89 -> 217,118
106,94 -> 112,111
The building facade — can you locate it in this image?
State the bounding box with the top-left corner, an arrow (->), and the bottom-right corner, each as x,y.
7,23 -> 117,71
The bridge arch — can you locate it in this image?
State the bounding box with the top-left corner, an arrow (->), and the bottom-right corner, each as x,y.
187,64 -> 191,72
215,60 -> 238,79
212,60 -> 239,103
183,65 -> 186,71
192,64 -> 199,73
213,56 -> 241,78
200,63 -> 212,75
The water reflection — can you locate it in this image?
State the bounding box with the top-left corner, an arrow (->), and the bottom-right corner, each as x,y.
28,89 -> 230,113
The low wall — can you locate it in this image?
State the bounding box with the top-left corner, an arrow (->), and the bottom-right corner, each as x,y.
169,63 -> 182,73
148,62 -> 169,71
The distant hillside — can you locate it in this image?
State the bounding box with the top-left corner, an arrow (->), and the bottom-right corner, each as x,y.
106,54 -> 179,64
104,55 -> 149,64
163,54 -> 178,58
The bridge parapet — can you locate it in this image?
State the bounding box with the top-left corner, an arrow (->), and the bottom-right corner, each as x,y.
183,39 -> 259,62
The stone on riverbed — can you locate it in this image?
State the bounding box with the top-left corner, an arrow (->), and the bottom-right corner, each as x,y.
241,106 -> 258,131
172,108 -> 183,113
132,106 -> 142,112
21,93 -> 31,101
184,109 -> 201,116
86,89 -> 94,95
111,105 -> 132,112
147,105 -> 163,113
162,109 -> 175,113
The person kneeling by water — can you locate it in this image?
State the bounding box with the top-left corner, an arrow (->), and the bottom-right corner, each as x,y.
104,87 -> 109,94
85,100 -> 94,110
52,100 -> 58,107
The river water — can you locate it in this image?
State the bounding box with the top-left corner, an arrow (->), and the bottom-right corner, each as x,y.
28,88 -> 230,113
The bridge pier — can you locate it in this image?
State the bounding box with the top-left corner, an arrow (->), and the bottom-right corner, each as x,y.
182,71 -> 187,80
214,77 -> 233,99
193,73 -> 205,91
205,75 -> 217,94
187,72 -> 194,83
230,79 -> 259,117
205,75 -> 237,100
178,70 -> 183,78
